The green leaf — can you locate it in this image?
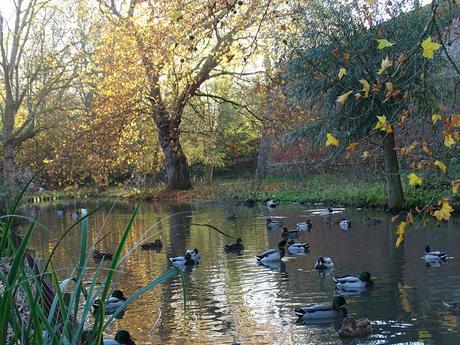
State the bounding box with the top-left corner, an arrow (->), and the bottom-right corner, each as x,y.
376,39 -> 394,49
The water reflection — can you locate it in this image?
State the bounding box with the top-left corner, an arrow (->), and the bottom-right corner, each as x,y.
25,201 -> 460,344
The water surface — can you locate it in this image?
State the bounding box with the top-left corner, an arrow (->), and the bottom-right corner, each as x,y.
26,200 -> 460,344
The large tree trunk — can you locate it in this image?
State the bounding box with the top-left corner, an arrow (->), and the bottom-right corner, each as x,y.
157,121 -> 192,190
3,141 -> 16,189
382,132 -> 404,210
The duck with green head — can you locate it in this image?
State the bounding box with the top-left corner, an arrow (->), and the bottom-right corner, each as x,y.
333,272 -> 373,290
93,290 -> 127,315
295,296 -> 347,320
103,330 -> 135,345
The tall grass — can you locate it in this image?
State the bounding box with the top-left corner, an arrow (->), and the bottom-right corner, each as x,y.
0,187 -> 180,344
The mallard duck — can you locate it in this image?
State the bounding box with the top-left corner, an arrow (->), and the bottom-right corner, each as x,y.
93,290 -> 127,315
281,227 -> 300,239
226,213 -> 237,221
424,245 -> 447,262
443,301 -> 460,313
266,199 -> 280,208
338,218 -> 351,230
296,220 -> 312,231
94,250 -> 113,260
295,296 -> 347,320
266,218 -> 283,229
141,239 -> 163,250
103,330 -> 135,345
315,256 -> 334,270
364,216 -> 382,225
186,248 -> 200,262
287,240 -> 310,254
169,252 -> 195,267
256,240 -> 287,263
224,238 -> 244,251
338,317 -> 372,338
333,272 -> 373,290
320,207 -> 334,216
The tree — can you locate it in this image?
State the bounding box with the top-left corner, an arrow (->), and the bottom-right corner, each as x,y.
0,0 -> 83,191
95,0 -> 273,190
281,0 -> 455,210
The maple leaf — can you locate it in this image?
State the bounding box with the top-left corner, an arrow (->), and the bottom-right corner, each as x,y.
452,180 -> 460,193
377,56 -> 392,74
336,91 -> 352,104
432,114 -> 441,124
421,37 -> 442,59
376,39 -> 394,49
338,68 -> 347,80
395,221 -> 407,247
444,132 -> 457,148
359,79 -> 370,97
451,114 -> 460,127
434,160 -> 447,173
433,199 -> 453,222
346,142 -> 359,158
408,173 -> 423,186
374,115 -> 393,133
326,133 -> 339,146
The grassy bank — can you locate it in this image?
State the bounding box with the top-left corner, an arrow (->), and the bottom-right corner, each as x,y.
26,172 -> 459,211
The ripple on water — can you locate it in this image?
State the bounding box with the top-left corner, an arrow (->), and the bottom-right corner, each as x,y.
27,202 -> 460,344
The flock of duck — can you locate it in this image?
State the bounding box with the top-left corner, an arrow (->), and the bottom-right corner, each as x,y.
60,203 -> 455,344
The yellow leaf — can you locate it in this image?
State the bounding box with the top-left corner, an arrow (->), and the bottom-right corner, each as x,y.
432,114 -> 441,123
366,0 -> 375,4
374,115 -> 393,133
396,221 -> 407,235
378,56 -> 392,74
452,180 -> 460,193
421,37 -> 442,59
451,114 -> 460,127
433,199 -> 454,222
434,160 -> 447,173
408,173 -> 423,186
444,132 -> 457,148
43,159 -> 52,164
338,68 -> 347,80
359,79 -> 370,97
376,39 -> 394,49
385,82 -> 393,92
336,91 -> 352,105
396,235 -> 404,248
326,133 -> 339,147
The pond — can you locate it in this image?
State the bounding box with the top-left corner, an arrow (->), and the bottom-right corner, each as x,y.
25,200 -> 460,344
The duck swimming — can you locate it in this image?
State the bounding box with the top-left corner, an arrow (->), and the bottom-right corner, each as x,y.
256,240 -> 287,263
266,218 -> 284,229
169,252 -> 195,267
93,290 -> 127,315
94,250 -> 113,260
338,317 -> 372,338
281,227 -> 300,239
141,239 -> 163,250
443,301 -> 460,313
314,256 -> 334,270
320,207 -> 334,216
186,248 -> 200,262
338,218 -> 351,230
265,199 -> 280,208
224,238 -> 244,252
287,240 -> 310,254
295,296 -> 347,320
424,245 -> 447,262
103,330 -> 135,345
333,272 -> 373,290
296,220 -> 312,231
